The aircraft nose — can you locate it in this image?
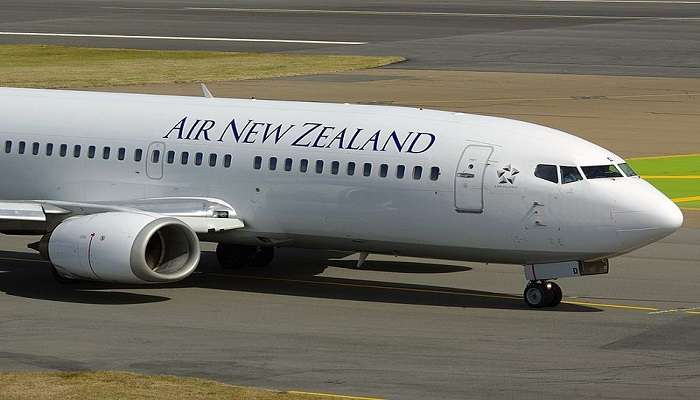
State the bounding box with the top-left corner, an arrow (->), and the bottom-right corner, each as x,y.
613,180 -> 683,252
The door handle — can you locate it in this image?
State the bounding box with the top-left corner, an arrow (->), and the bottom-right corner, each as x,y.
458,172 -> 475,178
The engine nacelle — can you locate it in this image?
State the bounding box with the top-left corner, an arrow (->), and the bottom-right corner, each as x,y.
46,212 -> 200,284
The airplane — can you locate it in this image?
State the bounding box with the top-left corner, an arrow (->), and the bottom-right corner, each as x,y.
0,86 -> 683,308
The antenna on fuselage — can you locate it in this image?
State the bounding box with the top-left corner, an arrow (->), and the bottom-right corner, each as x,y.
200,83 -> 214,99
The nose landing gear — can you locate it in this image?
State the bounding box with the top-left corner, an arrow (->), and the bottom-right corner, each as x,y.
523,281 -> 562,308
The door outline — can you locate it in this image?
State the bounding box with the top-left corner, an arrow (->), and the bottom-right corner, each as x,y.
146,141 -> 165,180
454,145 -> 493,213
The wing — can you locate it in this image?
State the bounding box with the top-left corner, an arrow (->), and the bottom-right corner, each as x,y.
0,197 -> 244,235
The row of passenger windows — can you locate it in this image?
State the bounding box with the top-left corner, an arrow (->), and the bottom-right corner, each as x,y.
4,140 -> 233,168
4,140 -> 441,180
534,163 -> 637,184
253,156 -> 441,181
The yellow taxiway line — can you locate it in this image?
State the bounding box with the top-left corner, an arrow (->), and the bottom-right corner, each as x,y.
1,257 -> 697,316
672,195 -> 700,203
628,153 -> 700,161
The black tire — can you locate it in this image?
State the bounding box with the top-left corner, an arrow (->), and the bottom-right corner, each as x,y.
523,282 -> 552,308
547,282 -> 563,307
250,247 -> 274,268
50,266 -> 80,284
215,243 -> 256,269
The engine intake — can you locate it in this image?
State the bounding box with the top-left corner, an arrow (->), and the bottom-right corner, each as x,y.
45,212 -> 200,284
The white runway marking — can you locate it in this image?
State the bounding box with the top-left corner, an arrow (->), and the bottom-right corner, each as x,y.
0,32 -> 367,45
184,7 -> 700,20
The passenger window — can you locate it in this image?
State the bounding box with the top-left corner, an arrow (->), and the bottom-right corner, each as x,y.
253,156 -> 262,170
4,140 -> 11,154
167,150 -> 175,164
331,161 -> 340,175
269,157 -> 277,170
152,149 -> 161,163
347,162 -> 356,176
430,167 -> 440,181
284,158 -> 292,171
134,148 -> 142,162
413,166 -> 423,180
73,145 -> 81,158
396,165 -> 405,179
117,147 -> 126,161
209,153 -> 217,167
315,160 -> 324,174
32,142 -> 39,155
300,159 -> 308,173
181,152 -> 189,165
46,143 -> 53,156
379,164 -> 388,178
534,164 -> 558,183
194,152 -> 203,166
18,141 -> 25,155
581,165 -> 622,179
560,166 -> 583,184
363,163 -> 372,177
60,144 -> 67,157
223,154 -> 232,168
618,163 -> 638,177
103,147 -> 110,160
88,145 -> 96,159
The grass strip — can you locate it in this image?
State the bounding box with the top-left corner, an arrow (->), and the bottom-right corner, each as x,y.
628,155 -> 700,209
0,45 -> 403,88
0,371 -> 368,400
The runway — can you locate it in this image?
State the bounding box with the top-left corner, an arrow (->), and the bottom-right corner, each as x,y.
1,1 -> 700,399
1,0 -> 700,76
0,229 -> 699,400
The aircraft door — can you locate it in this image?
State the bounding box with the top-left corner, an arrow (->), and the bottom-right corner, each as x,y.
455,145 -> 493,213
146,141 -> 164,180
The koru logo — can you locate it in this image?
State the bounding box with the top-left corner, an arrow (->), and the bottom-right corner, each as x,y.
497,164 -> 519,184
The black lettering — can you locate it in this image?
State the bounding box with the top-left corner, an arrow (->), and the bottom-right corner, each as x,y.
312,126 -> 335,148
291,122 -> 322,147
262,123 -> 295,144
325,128 -> 347,149
407,132 -> 436,154
192,120 -> 215,141
359,130 -> 381,151
380,131 -> 413,152
163,116 -> 187,139
346,128 -> 364,150
218,119 -> 253,142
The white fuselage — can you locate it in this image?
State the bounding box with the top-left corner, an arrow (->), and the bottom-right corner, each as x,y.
0,88 -> 683,265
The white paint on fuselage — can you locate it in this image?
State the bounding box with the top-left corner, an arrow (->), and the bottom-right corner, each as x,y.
0,88 -> 682,265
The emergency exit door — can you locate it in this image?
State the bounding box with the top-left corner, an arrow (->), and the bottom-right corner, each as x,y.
146,141 -> 165,180
454,145 -> 493,213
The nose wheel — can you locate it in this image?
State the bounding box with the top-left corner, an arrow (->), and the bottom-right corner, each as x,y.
524,281 -> 562,308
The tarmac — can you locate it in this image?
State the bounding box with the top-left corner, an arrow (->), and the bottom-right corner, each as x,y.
1,1 -> 700,399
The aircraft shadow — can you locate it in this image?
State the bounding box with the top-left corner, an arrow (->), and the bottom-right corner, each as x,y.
0,249 -> 600,312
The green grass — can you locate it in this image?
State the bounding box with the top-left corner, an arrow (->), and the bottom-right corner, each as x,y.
628,154 -> 700,176
628,155 -> 700,209
0,44 -> 404,88
0,371 -> 361,400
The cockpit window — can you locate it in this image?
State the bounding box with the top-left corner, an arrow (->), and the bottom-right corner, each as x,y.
560,166 -> 583,184
534,164 -> 558,184
581,165 -> 623,179
617,163 -> 638,177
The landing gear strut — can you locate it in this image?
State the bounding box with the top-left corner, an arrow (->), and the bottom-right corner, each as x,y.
215,243 -> 274,269
523,281 -> 562,308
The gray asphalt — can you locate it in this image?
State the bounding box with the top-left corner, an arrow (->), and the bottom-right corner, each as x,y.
1,0 -> 700,77
1,229 -> 699,400
1,1 -> 700,399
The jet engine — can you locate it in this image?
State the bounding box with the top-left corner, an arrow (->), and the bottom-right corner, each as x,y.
37,212 -> 200,284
